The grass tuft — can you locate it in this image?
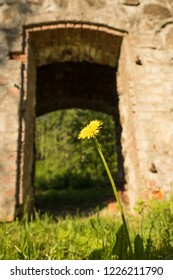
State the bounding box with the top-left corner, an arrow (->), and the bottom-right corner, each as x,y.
0,196 -> 172,260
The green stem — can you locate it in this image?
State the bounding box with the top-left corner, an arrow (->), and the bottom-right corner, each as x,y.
94,136 -> 133,257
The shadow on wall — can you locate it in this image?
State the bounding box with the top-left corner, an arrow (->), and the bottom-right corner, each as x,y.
0,1 -> 32,63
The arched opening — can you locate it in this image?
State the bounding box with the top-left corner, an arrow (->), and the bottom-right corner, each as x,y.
35,108 -> 118,216
21,22 -> 126,215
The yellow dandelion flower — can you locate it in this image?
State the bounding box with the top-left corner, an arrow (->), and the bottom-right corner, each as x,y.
78,120 -> 103,139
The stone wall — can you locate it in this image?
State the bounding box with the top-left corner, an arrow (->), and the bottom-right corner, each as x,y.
0,0 -> 173,220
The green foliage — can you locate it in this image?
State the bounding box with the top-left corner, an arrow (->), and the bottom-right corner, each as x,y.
10,108 -> 172,261
141,198 -> 173,259
134,234 -> 145,260
0,196 -> 173,260
35,109 -> 117,191
112,224 -> 128,259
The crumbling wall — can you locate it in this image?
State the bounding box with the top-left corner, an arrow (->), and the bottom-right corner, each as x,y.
0,0 -> 173,220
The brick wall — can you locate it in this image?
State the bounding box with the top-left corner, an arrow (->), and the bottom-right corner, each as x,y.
0,0 -> 173,220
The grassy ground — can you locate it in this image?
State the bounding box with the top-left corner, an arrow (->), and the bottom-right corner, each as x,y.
35,186 -> 114,217
0,191 -> 173,260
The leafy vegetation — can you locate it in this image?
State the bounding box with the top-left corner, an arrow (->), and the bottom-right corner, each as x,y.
1,109 -> 172,260
0,196 -> 173,260
35,109 -> 117,191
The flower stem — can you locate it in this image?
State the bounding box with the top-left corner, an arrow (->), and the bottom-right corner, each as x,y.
94,136 -> 133,257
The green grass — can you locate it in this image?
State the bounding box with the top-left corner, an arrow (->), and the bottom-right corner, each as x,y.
0,196 -> 173,260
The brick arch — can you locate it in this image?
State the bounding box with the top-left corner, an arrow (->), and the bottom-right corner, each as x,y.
19,22 -> 128,216
29,22 -> 125,118
26,22 -> 125,67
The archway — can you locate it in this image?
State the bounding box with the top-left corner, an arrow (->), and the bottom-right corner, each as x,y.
21,22 -> 126,215
35,108 -> 118,216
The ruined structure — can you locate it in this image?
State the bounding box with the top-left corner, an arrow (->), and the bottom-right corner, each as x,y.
0,0 -> 173,221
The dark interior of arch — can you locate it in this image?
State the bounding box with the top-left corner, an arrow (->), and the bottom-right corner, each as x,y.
35,60 -> 125,191
36,61 -> 119,117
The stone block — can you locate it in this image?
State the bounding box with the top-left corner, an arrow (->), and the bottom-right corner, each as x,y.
165,26 -> 173,48
0,114 -> 5,150
121,0 -> 140,6
0,3 -> 20,28
85,0 -> 106,9
143,4 -> 171,19
0,1 -> 16,4
0,73 -> 7,85
26,0 -> 43,4
0,188 -> 16,221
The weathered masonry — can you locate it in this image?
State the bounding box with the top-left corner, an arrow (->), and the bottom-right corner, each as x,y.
0,0 -> 173,221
